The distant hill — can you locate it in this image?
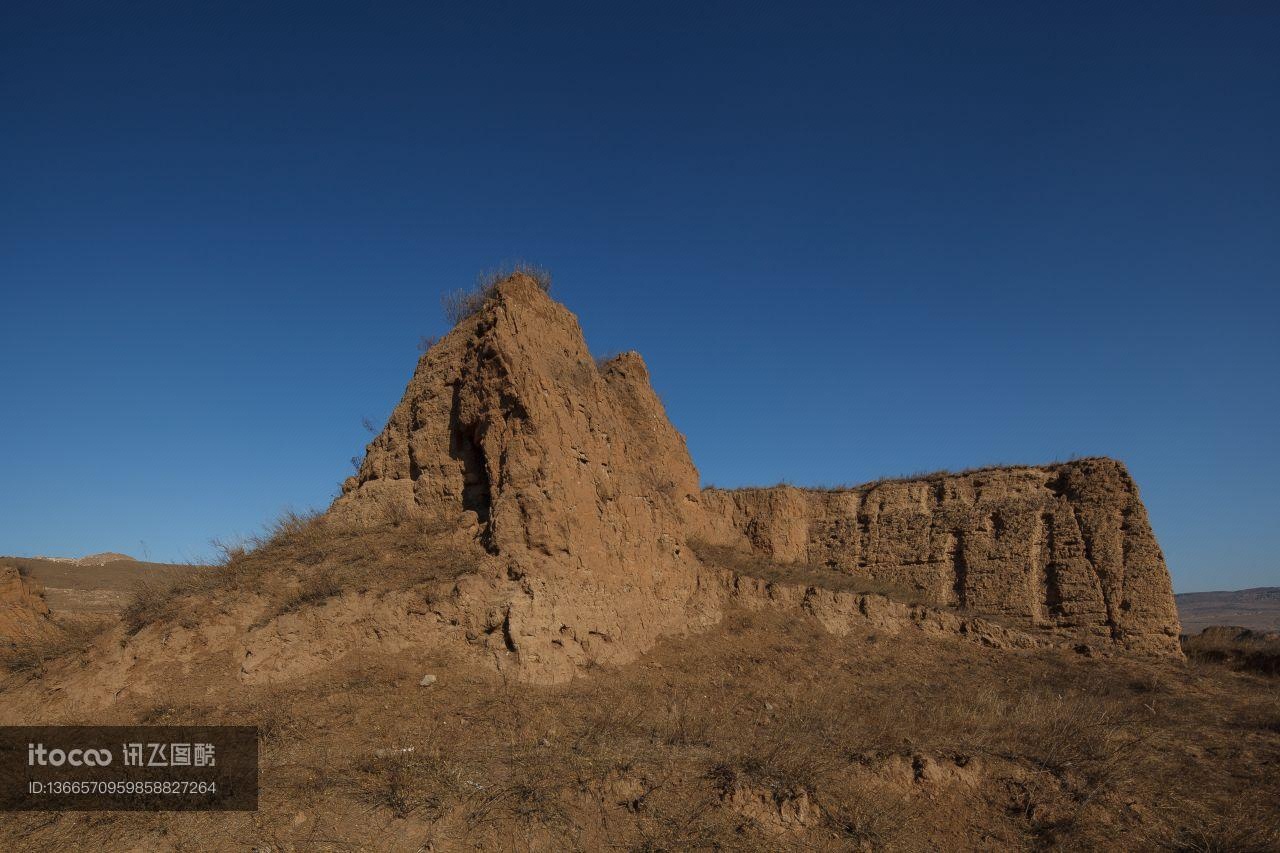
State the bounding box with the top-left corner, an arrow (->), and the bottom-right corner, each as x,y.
0,555 -> 206,616
1176,587 -> 1280,635
28,551 -> 137,566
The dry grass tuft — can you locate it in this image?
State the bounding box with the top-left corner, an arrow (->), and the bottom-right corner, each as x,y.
352,747 -> 465,820
593,351 -> 621,371
442,263 -> 552,325
1,620 -> 106,674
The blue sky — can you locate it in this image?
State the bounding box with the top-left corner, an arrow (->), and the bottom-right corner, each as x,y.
1,2 -> 1276,592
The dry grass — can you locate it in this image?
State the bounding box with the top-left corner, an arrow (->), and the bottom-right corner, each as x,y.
1147,797 -> 1280,852
122,504 -> 480,634
1181,626 -> 1280,677
0,619 -> 105,675
23,606 -> 1273,850
442,263 -> 552,326
351,745 -> 465,821
593,351 -> 621,371
4,601 -> 1279,849
121,569 -> 223,634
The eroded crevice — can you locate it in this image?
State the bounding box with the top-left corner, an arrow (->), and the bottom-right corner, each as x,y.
1044,471 -> 1069,500
1068,503 -> 1120,639
501,610 -> 517,653
479,608 -> 519,655
448,382 -> 492,526
946,531 -> 968,608
1032,512 -> 1065,623
855,495 -> 874,568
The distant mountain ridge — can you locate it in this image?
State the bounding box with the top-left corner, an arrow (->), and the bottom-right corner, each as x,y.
1176,587 -> 1280,634
28,552 -> 137,566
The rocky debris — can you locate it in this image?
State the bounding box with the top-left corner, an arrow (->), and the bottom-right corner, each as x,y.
695,459 -> 1182,655
419,673 -> 437,687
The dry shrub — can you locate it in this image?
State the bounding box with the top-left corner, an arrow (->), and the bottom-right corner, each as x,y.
121,567 -> 223,634
821,784 -> 920,849
275,566 -> 343,614
463,744 -> 574,838
122,503 -> 480,634
708,701 -> 846,798
1181,627 -> 1280,676
1,620 -> 104,674
627,788 -> 753,852
593,351 -> 621,371
353,747 -> 464,820
1004,690 -> 1145,785
442,263 -> 552,326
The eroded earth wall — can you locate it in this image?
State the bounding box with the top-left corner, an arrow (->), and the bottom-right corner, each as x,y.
332,275 -> 1181,680
0,563 -> 54,643
331,275 -> 717,681
695,459 -> 1182,654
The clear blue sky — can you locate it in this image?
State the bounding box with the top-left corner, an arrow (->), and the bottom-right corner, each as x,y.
2,2 -> 1276,593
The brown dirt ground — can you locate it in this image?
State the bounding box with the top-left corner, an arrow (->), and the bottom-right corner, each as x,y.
2,631 -> 1277,849
1,521 -> 1277,851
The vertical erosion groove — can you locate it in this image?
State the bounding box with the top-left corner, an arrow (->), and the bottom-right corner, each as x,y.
449,382 -> 492,524
946,531 -> 968,608
1031,512 -> 1064,623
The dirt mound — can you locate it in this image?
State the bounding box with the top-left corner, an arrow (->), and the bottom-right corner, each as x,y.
76,551 -> 137,566
0,563 -> 86,675
0,563 -> 53,640
333,273 -> 716,681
